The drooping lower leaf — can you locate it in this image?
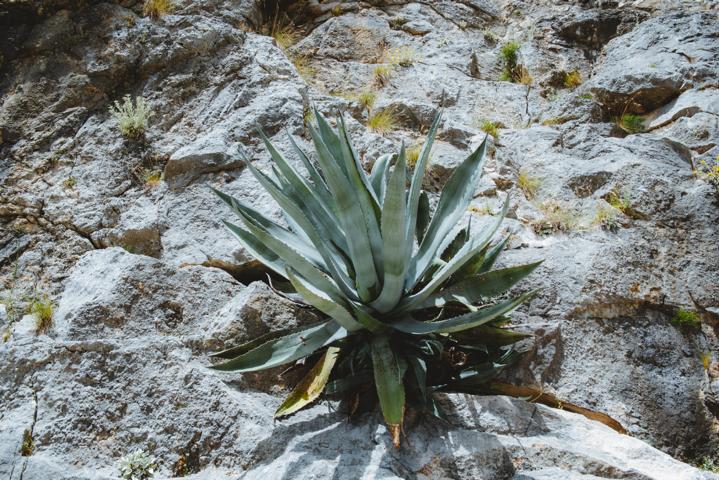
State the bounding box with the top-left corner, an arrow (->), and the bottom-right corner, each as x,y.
371,335 -> 405,448
275,347 -> 340,418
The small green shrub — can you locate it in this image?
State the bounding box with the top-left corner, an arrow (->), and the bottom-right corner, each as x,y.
210,111 -> 540,447
578,93 -> 593,100
700,457 -> 719,473
563,70 -> 582,89
477,119 -> 500,140
671,309 -> 700,329
367,109 -> 397,134
357,90 -> 377,113
143,0 -> 172,19
372,64 -> 393,86
20,429 -> 34,456
118,450 -> 157,480
29,294 -> 53,334
517,169 -> 541,200
617,114 -> 644,134
109,95 -> 152,140
498,41 -> 530,83
500,41 -> 520,68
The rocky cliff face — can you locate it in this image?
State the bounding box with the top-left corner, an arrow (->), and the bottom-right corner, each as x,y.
1,0 -> 719,478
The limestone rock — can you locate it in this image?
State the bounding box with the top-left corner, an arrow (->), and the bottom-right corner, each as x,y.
588,13 -> 719,112
2,0 -> 719,477
164,130 -> 244,189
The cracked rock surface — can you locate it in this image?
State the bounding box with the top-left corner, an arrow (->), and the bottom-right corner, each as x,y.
1,0 -> 719,478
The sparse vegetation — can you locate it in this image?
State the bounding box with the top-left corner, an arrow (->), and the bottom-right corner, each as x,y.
331,5 -> 343,16
606,187 -> 631,215
29,294 -> 54,334
563,69 -> 582,89
172,453 -> 189,477
63,176 -> 77,189
468,203 -> 494,216
210,111 -> 540,447
118,450 -> 158,480
109,95 -> 152,140
483,29 -> 498,44
700,457 -> 719,473
593,204 -> 619,232
532,200 -> 579,235
372,64 -> 393,87
406,144 -> 422,167
142,168 -> 162,187
303,106 -> 315,125
477,119 -> 500,140
272,24 -> 299,50
517,67 -> 533,85
498,41 -> 530,83
388,17 -> 407,29
143,0 -> 172,19
500,41 -> 520,69
266,6 -> 300,51
20,429 -> 34,456
617,114 -> 644,134
671,309 -> 700,329
517,169 -> 541,200
387,46 -> 416,67
357,90 -> 377,113
578,93 -> 593,100
1,263 -> 20,342
700,352 -> 712,371
367,109 -> 397,134
541,116 -> 574,126
292,55 -> 316,81
695,155 -> 719,193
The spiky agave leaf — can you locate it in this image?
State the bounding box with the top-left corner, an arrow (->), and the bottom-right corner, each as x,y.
210,110 -> 542,446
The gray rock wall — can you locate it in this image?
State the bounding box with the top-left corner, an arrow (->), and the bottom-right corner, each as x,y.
1,0 -> 718,478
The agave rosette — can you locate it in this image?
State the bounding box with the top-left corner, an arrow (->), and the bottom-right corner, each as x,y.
210,110 -> 540,447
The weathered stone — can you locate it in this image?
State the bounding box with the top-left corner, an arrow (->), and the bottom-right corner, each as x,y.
164,130 -> 244,189
53,248 -> 239,341
588,13 -> 719,112
646,88 -> 719,130
401,19 -> 433,35
2,0 -> 719,477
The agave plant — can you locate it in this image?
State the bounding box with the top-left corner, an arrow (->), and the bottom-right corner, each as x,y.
210,110 -> 541,447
